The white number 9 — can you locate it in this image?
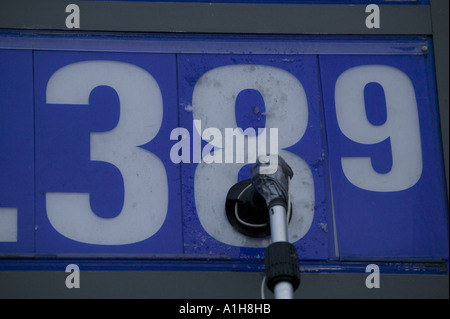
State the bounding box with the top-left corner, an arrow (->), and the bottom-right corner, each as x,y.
335,64 -> 422,192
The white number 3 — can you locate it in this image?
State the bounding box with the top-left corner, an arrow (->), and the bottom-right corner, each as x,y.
45,61 -> 168,245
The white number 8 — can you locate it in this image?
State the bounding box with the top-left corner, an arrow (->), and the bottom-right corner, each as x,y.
192,64 -> 315,247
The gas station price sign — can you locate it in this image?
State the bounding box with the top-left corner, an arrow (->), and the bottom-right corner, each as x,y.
0,33 -> 448,267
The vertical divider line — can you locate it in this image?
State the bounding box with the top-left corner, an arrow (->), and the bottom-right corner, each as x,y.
31,49 -> 37,255
175,53 -> 185,255
316,54 -> 339,259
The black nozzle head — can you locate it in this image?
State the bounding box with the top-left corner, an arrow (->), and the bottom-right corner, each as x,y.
225,179 -> 270,238
225,178 -> 293,238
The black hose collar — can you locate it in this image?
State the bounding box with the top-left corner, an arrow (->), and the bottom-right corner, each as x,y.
264,241 -> 301,293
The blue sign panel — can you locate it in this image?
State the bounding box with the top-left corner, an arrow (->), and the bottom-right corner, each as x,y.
177,54 -> 329,260
0,34 -> 448,269
0,50 -> 35,254
34,51 -> 182,254
320,54 -> 449,259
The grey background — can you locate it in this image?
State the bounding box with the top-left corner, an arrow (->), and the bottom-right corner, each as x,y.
0,271 -> 448,299
0,1 -> 433,34
0,0 -> 448,299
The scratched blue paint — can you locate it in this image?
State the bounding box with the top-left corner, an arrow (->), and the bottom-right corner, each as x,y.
178,53 -> 329,260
